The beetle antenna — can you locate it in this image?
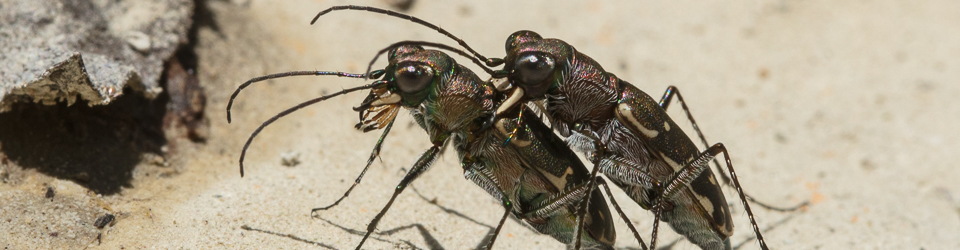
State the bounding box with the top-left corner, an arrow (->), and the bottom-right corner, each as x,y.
227,70 -> 384,123
366,40 -> 500,79
238,81 -> 387,177
311,5 -> 504,67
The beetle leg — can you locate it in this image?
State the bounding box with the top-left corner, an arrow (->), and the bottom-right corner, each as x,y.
312,121 -> 395,215
597,156 -> 660,191
651,143 -> 769,250
595,177 -> 648,250
462,162 -> 523,250
658,86 -> 807,212
355,144 -> 442,250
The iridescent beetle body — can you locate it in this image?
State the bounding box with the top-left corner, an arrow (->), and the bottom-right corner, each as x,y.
497,31 -> 749,249
368,45 -> 620,249
229,45 -> 632,249
251,5 -> 804,249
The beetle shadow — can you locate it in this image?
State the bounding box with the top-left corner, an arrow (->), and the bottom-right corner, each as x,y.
409,185 -> 510,249
303,171 -> 554,249
241,220 -> 427,249
314,217 -> 435,249
409,185 -> 499,229
640,211 -> 798,250
240,225 -> 336,249
731,213 -> 797,250
410,185 -> 580,249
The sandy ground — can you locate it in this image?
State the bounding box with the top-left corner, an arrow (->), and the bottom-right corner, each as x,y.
2,0 -> 959,249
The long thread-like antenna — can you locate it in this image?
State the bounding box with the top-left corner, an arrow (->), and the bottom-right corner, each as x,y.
227,70 -> 383,123
365,40 -> 504,78
234,80 -> 385,177
311,5 -> 504,67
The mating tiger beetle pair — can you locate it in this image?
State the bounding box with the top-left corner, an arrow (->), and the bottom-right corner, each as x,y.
228,5 -> 806,250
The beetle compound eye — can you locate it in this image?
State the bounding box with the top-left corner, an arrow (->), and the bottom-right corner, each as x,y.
515,53 -> 555,86
505,30 -> 542,51
396,64 -> 434,94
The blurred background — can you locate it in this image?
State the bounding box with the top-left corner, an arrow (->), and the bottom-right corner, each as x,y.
1,0 -> 958,249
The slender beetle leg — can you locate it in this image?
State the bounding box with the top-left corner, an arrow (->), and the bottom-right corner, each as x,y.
518,168 -> 647,250
311,121 -> 395,215
650,143 -> 769,250
573,155 -> 602,250
596,178 -> 648,250
355,144 -> 441,250
658,85 -> 808,212
462,161 -> 524,250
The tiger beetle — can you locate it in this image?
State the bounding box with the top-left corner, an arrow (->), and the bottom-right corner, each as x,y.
311,5 -> 808,250
227,41 -> 648,249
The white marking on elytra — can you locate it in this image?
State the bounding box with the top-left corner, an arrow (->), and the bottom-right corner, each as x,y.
663,121 -> 671,132
694,191 -> 716,220
617,103 -> 659,138
663,154 -> 717,221
494,119 -> 531,147
661,155 -> 685,173
534,166 -> 572,190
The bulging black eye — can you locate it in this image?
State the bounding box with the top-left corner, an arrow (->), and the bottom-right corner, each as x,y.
515,53 -> 555,86
395,64 -> 434,94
